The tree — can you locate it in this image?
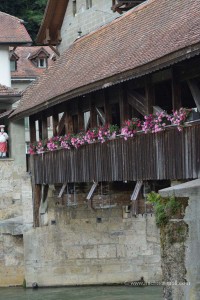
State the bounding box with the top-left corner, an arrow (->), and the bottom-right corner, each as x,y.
0,0 -> 48,42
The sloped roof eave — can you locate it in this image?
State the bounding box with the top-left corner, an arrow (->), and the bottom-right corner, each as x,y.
36,0 -> 69,45
10,43 -> 200,121
0,109 -> 14,120
0,42 -> 32,46
11,0 -> 200,120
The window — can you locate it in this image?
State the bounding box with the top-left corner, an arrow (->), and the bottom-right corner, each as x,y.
10,51 -> 19,71
73,0 -> 77,16
86,0 -> 92,9
38,58 -> 47,68
24,117 -> 29,129
10,60 -> 17,71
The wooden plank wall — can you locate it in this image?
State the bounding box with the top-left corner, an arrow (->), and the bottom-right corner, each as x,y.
32,123 -> 200,184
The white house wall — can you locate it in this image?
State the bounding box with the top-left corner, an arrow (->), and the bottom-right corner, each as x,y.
0,46 -> 11,87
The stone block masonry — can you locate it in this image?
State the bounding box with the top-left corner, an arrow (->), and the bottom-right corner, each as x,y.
59,0 -> 120,54
0,160 -> 33,287
24,190 -> 162,287
160,179 -> 200,300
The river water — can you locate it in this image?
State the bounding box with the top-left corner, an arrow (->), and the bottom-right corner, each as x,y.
0,286 -> 162,300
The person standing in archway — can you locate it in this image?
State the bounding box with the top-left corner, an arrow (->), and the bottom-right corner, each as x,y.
0,125 -> 9,158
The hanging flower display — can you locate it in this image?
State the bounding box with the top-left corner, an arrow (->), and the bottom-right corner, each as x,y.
29,108 -> 192,155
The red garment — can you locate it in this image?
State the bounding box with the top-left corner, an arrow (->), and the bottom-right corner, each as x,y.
0,142 -> 7,152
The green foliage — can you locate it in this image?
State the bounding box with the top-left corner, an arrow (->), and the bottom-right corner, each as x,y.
0,0 -> 48,41
109,124 -> 119,134
22,278 -> 26,289
147,191 -> 181,227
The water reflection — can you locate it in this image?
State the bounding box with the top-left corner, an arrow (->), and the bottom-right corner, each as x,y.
0,286 -> 162,300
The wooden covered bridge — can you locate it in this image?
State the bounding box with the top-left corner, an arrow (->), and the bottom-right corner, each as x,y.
10,0 -> 200,225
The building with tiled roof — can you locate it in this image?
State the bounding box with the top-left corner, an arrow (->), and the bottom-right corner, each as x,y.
12,0 -> 200,119
0,84 -> 20,97
0,11 -> 32,162
0,12 -> 32,45
0,11 -> 32,88
0,84 -> 20,118
10,46 -> 57,92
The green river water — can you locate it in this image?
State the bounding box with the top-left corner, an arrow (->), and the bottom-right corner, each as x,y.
0,286 -> 162,300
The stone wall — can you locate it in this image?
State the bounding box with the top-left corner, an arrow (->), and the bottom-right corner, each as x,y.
59,0 -> 120,53
160,219 -> 188,300
24,188 -> 162,287
160,179 -> 200,300
0,235 -> 24,287
0,160 -> 33,287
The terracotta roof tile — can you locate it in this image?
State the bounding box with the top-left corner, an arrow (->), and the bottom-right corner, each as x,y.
0,12 -> 32,44
0,84 -> 21,96
12,0 -> 200,118
11,46 -> 57,78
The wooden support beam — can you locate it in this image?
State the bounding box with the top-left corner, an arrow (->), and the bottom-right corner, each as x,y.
33,184 -> 41,227
39,184 -> 49,214
72,115 -> 78,134
86,182 -> 98,200
86,182 -> 98,210
111,1 -> 144,13
90,95 -> 97,128
29,116 -> 36,143
104,89 -> 112,124
58,182 -> 67,198
42,114 -> 48,140
119,84 -> 129,126
44,28 -> 51,44
187,79 -> 200,112
37,113 -> 48,140
78,103 -> 84,131
57,112 -> 67,136
131,180 -> 143,216
172,69 -> 181,111
145,76 -> 155,114
49,45 -> 60,57
52,113 -> 59,136
131,180 -> 143,201
56,29 -> 62,44
38,119 -> 42,140
65,111 -> 73,134
96,107 -> 106,125
127,90 -> 147,116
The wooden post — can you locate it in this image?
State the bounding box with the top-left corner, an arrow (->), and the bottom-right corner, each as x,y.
90,94 -> 97,128
119,84 -> 129,126
52,113 -> 59,136
145,75 -> 155,114
33,184 -> 41,227
29,116 -> 36,143
172,68 -> 181,111
38,119 -> 42,140
65,110 -> 73,134
57,112 -> 67,136
104,89 -> 112,124
78,103 -> 84,131
42,114 -> 48,140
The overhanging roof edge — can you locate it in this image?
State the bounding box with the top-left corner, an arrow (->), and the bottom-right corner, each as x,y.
10,43 -> 200,121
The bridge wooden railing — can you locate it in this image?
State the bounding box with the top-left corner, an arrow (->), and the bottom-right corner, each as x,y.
30,122 -> 200,184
